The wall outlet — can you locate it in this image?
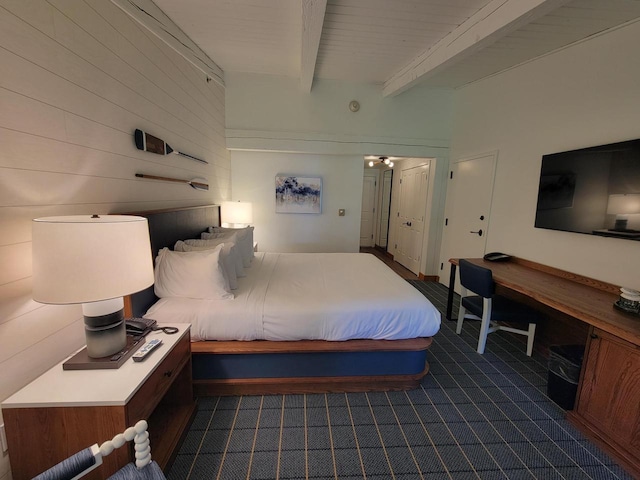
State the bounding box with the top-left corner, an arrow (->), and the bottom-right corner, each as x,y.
0,423 -> 7,453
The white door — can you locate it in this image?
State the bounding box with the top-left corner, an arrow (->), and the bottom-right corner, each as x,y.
396,164 -> 430,274
360,175 -> 377,247
439,152 -> 497,291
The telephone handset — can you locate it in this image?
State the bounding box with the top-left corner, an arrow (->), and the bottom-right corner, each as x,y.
483,252 -> 512,262
125,318 -> 157,336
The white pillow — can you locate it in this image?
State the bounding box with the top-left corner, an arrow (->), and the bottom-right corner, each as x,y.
209,226 -> 254,256
154,247 -> 233,300
174,240 -> 238,289
205,226 -> 254,266
183,237 -> 245,277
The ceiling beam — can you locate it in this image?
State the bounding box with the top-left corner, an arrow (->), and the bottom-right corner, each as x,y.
300,0 -> 328,92
383,0 -> 570,97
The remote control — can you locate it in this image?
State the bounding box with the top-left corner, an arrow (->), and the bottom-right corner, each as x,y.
132,339 -> 163,362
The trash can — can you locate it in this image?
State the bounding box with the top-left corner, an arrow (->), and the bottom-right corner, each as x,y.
547,344 -> 585,410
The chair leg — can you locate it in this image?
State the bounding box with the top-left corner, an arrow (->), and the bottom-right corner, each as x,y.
456,287 -> 467,335
476,298 -> 493,354
526,323 -> 536,356
456,305 -> 466,334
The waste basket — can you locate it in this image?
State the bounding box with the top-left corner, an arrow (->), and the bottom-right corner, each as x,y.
547,344 -> 585,410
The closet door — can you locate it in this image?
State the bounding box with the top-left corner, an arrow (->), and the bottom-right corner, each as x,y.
396,163 -> 429,275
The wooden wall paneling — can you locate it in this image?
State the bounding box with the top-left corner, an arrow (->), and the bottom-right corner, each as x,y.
0,203 -> 200,246
2,2 -> 222,158
0,2 -> 227,478
49,8 -> 212,143
0,127 -> 156,182
0,89 -> 66,139
0,279 -> 37,327
0,243 -> 31,285
0,319 -> 85,402
126,0 -> 226,107
0,305 -> 81,364
109,0 -> 224,86
139,21 -> 226,117
0,0 -> 57,36
0,1 -> 57,55
85,0 -> 222,132
0,205 -> 34,244
57,0 -> 219,130
0,50 -> 164,149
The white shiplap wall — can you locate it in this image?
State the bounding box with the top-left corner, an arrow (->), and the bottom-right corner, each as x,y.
0,2 -> 229,478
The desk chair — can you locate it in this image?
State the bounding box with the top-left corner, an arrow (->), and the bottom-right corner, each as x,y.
457,259 -> 540,356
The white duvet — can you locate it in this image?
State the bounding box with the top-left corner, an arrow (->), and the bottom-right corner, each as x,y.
144,252 -> 441,342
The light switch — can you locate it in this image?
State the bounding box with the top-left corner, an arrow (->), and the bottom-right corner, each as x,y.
338,209 -> 345,216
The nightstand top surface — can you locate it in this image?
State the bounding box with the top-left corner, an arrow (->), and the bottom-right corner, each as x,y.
2,324 -> 190,409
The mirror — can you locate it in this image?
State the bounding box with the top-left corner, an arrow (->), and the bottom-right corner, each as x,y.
378,169 -> 393,249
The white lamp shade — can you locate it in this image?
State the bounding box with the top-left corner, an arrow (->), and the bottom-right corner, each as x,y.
607,194 -> 640,215
221,201 -> 253,225
32,215 -> 154,304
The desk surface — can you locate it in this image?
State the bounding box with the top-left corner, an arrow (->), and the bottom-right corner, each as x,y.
449,258 -> 640,346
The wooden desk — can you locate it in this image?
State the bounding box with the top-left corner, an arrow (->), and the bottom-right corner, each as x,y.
446,257 -> 640,346
447,258 -> 640,477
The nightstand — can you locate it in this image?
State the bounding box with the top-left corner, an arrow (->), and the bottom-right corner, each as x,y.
1,324 -> 195,480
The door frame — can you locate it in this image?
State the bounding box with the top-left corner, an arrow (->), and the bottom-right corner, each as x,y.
396,163 -> 430,275
361,169 -> 380,247
388,157 -> 439,277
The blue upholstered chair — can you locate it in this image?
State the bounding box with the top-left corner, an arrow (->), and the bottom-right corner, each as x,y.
33,420 -> 166,480
456,259 -> 540,356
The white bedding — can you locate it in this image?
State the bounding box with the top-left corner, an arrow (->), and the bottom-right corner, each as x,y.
144,252 -> 441,342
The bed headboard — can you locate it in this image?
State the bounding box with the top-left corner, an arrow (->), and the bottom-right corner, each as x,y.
124,204 -> 221,317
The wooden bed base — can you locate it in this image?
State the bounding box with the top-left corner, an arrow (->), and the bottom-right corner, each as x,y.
191,337 -> 432,395
126,204 -> 436,395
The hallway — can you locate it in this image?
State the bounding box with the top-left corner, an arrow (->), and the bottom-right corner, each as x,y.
359,246 -> 419,280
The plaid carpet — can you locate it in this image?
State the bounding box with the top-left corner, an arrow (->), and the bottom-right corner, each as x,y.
167,281 -> 631,480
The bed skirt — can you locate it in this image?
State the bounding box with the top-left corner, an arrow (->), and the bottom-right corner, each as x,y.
191,337 -> 432,395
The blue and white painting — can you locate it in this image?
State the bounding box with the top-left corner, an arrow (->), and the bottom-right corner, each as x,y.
275,175 -> 322,214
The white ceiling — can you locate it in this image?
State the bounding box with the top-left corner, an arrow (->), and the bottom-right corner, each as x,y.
152,0 -> 640,95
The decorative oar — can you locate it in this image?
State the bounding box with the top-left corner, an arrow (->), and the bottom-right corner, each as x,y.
134,129 -> 208,164
135,173 -> 209,191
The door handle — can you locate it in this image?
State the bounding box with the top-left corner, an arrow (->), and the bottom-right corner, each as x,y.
403,221 -> 412,227
470,229 -> 483,236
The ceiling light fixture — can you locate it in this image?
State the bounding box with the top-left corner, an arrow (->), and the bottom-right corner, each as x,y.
369,156 -> 394,168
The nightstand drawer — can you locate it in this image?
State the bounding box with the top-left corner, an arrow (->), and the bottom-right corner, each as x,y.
127,334 -> 190,424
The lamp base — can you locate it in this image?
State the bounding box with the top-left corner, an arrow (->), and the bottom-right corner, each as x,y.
612,215 -> 629,231
62,334 -> 145,370
83,298 -> 127,358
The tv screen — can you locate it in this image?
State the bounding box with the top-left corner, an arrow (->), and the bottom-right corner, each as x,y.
534,138 -> 640,240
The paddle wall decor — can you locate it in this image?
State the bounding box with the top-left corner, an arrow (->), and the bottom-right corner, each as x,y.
134,129 -> 208,164
135,173 -> 209,191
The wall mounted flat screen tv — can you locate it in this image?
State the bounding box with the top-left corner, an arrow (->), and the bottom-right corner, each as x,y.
534,138 -> 640,241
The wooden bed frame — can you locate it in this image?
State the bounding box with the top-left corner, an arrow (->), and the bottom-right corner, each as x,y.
125,204 -> 434,395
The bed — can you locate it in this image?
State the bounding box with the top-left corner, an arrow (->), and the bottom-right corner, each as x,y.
126,204 -> 441,395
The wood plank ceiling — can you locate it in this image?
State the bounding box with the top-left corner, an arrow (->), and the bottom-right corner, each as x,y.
151,0 -> 640,95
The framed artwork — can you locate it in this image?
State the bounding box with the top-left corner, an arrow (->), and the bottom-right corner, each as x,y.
275,175 -> 322,214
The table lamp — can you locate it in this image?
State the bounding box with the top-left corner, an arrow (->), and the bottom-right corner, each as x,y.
32,215 -> 154,361
607,194 -> 640,231
221,201 -> 253,227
